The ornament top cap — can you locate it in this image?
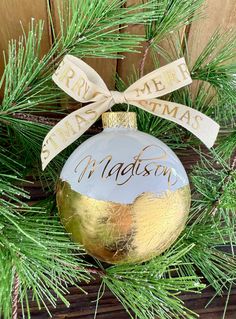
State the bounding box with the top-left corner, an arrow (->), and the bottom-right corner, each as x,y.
102,112 -> 137,129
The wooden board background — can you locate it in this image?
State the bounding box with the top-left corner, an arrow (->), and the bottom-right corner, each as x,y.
0,0 -> 236,318
1,0 -> 236,88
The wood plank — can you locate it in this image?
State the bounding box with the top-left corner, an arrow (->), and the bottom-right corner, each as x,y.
18,280 -> 236,318
187,0 -> 236,66
83,58 -> 117,89
0,0 -> 51,79
117,24 -> 155,81
117,1 -> 186,83
50,0 -> 117,89
117,0 -> 155,82
117,27 -> 187,80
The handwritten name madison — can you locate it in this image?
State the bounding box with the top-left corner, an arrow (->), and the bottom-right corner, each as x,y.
73,145 -> 178,187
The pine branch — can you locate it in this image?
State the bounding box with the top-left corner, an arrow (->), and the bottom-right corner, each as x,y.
101,243 -> 204,319
0,0 -> 163,317
135,26 -> 236,299
217,130 -> 236,160
145,0 -> 204,44
54,0 -> 160,58
179,221 -> 236,294
10,112 -> 58,126
113,19 -> 236,317
0,1 -> 236,318
190,150 -> 236,225
137,0 -> 204,76
210,157 -> 236,216
176,149 -> 236,298
0,199 -> 91,318
191,29 -> 236,107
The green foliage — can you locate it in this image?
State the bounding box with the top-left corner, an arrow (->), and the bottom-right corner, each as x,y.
190,151 -> 236,225
102,244 -> 204,319
0,0 -> 236,318
175,151 -> 236,296
145,0 -> 204,43
1,21 -> 57,113
112,14 -> 236,317
181,222 -> 236,293
55,0 -> 161,58
192,30 -> 236,103
217,130 -> 236,160
0,207 -> 90,318
0,170 -> 90,318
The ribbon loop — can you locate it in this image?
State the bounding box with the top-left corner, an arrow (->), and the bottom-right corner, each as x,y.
41,55 -> 220,170
110,91 -> 127,105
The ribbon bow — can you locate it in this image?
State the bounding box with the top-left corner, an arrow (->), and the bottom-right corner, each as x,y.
41,55 -> 219,170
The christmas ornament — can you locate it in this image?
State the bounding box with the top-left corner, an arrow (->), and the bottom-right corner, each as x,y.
41,54 -> 220,264
57,112 -> 191,264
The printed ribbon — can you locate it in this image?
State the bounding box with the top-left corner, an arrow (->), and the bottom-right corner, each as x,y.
41,54 -> 220,170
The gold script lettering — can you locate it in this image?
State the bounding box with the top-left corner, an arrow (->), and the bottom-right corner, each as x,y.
75,114 -> 87,129
151,77 -> 165,92
73,145 -> 178,186
74,155 -> 97,182
192,115 -> 203,130
178,63 -> 190,80
84,109 -> 98,120
135,83 -> 151,97
72,77 -> 89,98
56,120 -> 77,142
59,66 -> 75,88
179,110 -> 191,125
162,104 -> 178,118
164,70 -> 181,85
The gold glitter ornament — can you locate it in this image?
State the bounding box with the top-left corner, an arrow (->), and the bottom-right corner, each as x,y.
56,112 -> 191,264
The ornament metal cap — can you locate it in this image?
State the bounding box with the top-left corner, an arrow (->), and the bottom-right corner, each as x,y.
102,112 -> 137,129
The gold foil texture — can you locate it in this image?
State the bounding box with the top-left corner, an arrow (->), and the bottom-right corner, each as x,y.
102,112 -> 137,129
57,180 -> 191,264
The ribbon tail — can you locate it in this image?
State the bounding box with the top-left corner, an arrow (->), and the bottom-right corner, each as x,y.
41,100 -> 111,170
131,99 -> 220,148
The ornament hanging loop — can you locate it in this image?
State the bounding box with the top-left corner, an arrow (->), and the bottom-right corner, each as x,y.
110,91 -> 127,105
109,90 -> 130,112
126,101 -> 130,113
